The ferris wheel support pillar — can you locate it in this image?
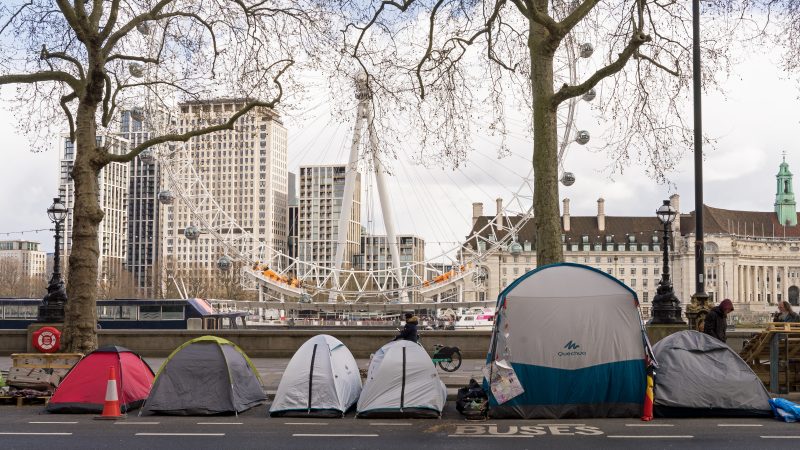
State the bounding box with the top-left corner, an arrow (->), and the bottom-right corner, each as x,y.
366,111 -> 405,303
330,98 -> 369,303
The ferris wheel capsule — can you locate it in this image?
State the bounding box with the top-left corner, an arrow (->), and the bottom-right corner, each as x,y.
184,224 -> 200,241
561,172 -> 576,186
575,130 -> 590,145
139,149 -> 156,164
508,240 -> 523,256
583,88 -> 596,102
128,63 -> 144,78
579,43 -> 594,58
158,190 -> 174,205
217,255 -> 232,271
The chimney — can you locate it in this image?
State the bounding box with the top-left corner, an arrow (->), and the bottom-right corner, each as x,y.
562,198 -> 571,232
495,198 -> 504,231
669,193 -> 681,233
597,198 -> 606,232
472,202 -> 484,226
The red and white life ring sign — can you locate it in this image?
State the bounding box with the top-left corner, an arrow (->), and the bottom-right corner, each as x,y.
32,326 -> 61,353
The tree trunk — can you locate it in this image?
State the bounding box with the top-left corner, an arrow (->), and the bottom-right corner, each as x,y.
62,102 -> 104,353
529,4 -> 564,268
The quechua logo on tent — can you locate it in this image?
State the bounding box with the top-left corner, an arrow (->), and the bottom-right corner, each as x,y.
558,340 -> 587,357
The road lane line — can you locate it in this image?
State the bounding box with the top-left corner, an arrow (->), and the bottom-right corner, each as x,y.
534,423 -> 585,426
135,433 -> 225,436
369,423 -> 412,426
625,424 -> 674,427
292,434 -> 378,437
761,436 -> 800,439
0,432 -> 73,436
718,424 -> 762,427
196,422 -> 243,425
285,422 -> 328,425
28,421 -> 79,424
608,435 -> 693,439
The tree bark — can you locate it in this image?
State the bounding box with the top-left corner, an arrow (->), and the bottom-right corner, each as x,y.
62,101 -> 104,354
529,2 -> 564,267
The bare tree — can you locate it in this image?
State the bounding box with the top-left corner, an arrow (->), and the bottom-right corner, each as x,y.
0,1 -> 331,352
339,0 -> 760,267
0,257 -> 23,296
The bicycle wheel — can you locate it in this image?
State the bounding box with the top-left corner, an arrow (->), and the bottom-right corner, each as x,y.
438,349 -> 462,372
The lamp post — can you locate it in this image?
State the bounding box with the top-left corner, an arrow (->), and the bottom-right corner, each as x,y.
38,197 -> 68,323
650,200 -> 686,324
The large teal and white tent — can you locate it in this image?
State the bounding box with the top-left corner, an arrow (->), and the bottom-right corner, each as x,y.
486,263 -> 651,419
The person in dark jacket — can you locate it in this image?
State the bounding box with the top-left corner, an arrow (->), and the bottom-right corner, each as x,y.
703,298 -> 734,343
395,313 -> 419,342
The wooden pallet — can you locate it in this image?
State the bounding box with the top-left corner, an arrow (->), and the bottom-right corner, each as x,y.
0,395 -> 51,407
739,323 -> 800,364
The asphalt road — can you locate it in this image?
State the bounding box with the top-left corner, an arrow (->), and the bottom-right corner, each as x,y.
2,403 -> 800,450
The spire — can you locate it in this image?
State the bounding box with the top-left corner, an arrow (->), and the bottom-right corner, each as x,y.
775,155 -> 797,226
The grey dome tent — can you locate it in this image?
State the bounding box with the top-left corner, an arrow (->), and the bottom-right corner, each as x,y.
141,336 -> 266,415
652,330 -> 771,417
270,334 -> 361,417
356,340 -> 447,418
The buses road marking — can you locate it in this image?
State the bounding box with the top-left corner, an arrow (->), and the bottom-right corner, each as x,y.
28,421 -> 78,424
608,435 -> 693,439
0,432 -> 73,436
448,435 -> 535,438
292,434 -> 379,437
135,433 -> 225,436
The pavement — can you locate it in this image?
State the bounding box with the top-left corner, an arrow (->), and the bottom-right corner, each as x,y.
0,356 -> 484,399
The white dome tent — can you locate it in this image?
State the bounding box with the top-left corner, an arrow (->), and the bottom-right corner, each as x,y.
270,335 -> 361,417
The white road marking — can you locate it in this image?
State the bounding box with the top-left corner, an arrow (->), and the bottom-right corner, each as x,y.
292,434 -> 379,437
718,424 -> 762,427
761,436 -> 800,439
608,435 -> 693,439
28,421 -> 79,424
625,423 -> 675,427
196,422 -> 243,425
0,432 -> 73,436
116,422 -> 160,425
285,422 -> 329,425
135,433 -> 225,436
448,435 -> 534,438
369,423 -> 412,426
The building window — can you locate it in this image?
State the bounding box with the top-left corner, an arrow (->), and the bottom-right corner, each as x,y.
630,279 -> 636,287
643,292 -> 649,303
620,268 -> 625,275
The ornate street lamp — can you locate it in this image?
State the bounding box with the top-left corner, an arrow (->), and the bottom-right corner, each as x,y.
39,197 -> 68,323
650,200 -> 686,324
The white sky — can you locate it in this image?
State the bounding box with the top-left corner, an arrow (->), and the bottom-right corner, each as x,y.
1,48 -> 797,255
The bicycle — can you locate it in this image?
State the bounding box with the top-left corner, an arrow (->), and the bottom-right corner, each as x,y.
431,343 -> 462,372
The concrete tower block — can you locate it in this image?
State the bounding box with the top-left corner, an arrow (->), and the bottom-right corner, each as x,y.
597,198 -> 606,232
563,198 -> 571,232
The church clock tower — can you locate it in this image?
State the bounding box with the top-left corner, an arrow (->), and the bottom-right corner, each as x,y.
775,154 -> 797,227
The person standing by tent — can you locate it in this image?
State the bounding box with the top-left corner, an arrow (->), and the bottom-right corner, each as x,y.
772,301 -> 800,323
395,313 -> 419,342
703,298 -> 734,343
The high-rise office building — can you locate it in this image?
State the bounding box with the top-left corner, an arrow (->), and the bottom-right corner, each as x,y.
0,240 -> 47,278
357,234 -> 425,301
121,109 -> 160,296
298,165 -> 361,271
159,99 -> 288,288
58,134 -> 129,280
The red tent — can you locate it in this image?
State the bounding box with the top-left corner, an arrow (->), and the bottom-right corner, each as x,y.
46,345 -> 154,413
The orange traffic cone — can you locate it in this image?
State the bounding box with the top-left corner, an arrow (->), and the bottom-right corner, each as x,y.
94,366 -> 125,420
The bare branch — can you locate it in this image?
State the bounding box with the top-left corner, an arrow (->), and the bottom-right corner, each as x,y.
104,59 -> 294,163
60,92 -> 78,141
40,45 -> 86,81
0,1 -> 33,36
0,70 -> 82,92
